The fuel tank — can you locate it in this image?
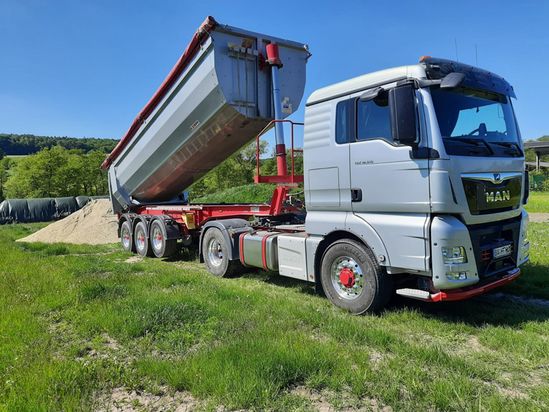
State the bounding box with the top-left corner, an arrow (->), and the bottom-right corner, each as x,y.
104,16 -> 309,212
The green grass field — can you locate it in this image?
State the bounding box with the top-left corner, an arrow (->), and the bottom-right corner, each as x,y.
192,184 -> 303,204
1,223 -> 548,410
526,192 -> 549,213
192,184 -> 278,204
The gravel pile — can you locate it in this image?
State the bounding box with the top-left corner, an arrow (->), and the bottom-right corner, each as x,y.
17,199 -> 118,245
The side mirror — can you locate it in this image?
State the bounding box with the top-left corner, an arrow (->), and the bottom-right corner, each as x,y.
440,72 -> 465,89
389,84 -> 418,146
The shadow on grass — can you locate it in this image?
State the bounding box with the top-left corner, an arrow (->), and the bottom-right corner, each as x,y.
244,269 -> 319,296
388,295 -> 549,327
236,264 -> 549,327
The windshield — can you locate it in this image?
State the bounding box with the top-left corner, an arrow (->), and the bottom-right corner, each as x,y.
431,87 -> 522,157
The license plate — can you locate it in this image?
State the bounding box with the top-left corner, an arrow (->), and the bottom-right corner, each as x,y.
493,244 -> 512,259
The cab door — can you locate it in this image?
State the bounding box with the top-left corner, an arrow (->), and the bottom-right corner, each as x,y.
348,85 -> 431,272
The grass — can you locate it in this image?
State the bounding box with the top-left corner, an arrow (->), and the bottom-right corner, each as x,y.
192,184 -> 302,204
1,222 -> 549,410
526,191 -> 549,213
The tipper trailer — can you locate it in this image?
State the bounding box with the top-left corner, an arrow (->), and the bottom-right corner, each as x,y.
104,16 -> 530,313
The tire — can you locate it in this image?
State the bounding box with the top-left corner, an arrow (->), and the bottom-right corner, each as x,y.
149,219 -> 177,258
134,221 -> 154,257
202,228 -> 242,277
320,239 -> 393,314
120,220 -> 135,252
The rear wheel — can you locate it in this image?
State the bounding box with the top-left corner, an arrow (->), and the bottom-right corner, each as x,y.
320,239 -> 392,314
134,221 -> 154,257
120,220 -> 134,252
149,219 -> 177,258
202,228 -> 241,277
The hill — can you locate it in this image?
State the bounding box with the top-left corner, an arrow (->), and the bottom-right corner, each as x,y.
0,133 -> 118,156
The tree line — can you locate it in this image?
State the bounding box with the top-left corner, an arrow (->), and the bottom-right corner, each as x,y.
0,140 -> 303,202
0,147 -> 108,200
0,133 -> 118,156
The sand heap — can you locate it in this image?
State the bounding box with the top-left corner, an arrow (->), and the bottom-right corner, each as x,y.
17,199 -> 119,245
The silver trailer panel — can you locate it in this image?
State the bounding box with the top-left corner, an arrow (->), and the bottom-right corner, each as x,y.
107,18 -> 309,212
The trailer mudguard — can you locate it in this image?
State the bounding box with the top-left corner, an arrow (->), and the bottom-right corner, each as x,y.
199,219 -> 252,262
151,216 -> 181,241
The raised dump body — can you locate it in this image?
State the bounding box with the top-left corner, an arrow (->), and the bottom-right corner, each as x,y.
103,16 -> 309,213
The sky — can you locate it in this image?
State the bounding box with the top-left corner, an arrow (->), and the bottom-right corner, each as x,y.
0,0 -> 547,141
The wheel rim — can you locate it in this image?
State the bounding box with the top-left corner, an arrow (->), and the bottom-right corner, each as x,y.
207,238 -> 223,267
330,256 -> 365,300
136,227 -> 146,251
121,226 -> 131,249
151,225 -> 163,251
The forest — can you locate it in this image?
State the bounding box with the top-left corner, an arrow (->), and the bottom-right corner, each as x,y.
0,133 -> 118,156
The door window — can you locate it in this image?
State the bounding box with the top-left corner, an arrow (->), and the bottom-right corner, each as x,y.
335,100 -> 353,144
356,95 -> 392,142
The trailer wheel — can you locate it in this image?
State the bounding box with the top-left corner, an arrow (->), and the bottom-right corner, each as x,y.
120,220 -> 135,252
134,221 -> 154,257
202,228 -> 241,277
320,239 -> 392,314
149,219 -> 177,258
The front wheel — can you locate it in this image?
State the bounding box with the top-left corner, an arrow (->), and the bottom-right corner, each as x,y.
202,228 -> 242,277
320,239 -> 392,314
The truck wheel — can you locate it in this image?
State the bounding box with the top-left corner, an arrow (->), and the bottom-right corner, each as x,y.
149,219 -> 177,258
202,228 -> 241,277
320,239 -> 392,314
120,220 -> 135,252
134,221 -> 154,257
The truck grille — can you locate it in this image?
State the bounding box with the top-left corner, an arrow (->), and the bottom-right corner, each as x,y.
462,176 -> 521,215
468,216 -> 520,278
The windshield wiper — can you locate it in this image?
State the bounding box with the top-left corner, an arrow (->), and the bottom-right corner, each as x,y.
488,141 -> 523,156
444,137 -> 494,155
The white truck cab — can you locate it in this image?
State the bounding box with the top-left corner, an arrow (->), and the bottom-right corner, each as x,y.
301,57 -> 529,311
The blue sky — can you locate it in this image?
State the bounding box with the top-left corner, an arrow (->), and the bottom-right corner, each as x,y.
0,0 -> 547,141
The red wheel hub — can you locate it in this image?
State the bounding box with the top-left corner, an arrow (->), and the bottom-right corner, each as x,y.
339,267 -> 356,288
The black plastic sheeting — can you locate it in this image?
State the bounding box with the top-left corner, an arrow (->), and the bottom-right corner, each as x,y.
0,196 -> 108,224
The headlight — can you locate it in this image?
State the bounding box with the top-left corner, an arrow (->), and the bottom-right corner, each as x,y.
446,271 -> 468,281
441,246 -> 467,264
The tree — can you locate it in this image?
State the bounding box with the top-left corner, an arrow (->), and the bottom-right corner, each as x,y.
4,146 -> 109,198
260,148 -> 303,177
0,158 -> 12,201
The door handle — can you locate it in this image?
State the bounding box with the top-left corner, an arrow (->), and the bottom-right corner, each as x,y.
351,189 -> 362,202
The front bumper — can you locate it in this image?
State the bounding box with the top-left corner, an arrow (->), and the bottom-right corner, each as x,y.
396,268 -> 521,302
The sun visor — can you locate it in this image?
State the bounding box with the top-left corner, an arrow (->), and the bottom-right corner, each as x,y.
421,57 -> 516,98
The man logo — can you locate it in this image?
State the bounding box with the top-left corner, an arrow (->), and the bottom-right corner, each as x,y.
493,173 -> 502,183
485,190 -> 511,203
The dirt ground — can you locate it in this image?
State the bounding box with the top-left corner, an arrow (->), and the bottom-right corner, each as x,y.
529,213 -> 549,223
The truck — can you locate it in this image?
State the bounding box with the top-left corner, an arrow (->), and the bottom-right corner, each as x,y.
103,16 -> 530,313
